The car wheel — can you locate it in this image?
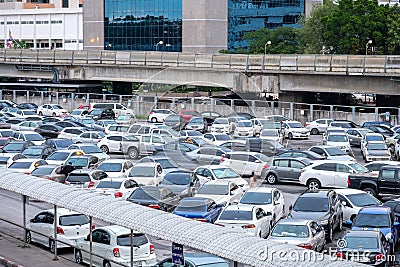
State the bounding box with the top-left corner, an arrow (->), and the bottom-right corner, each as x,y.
75,249 -> 83,264
363,187 -> 377,197
38,111 -> 43,116
326,224 -> 333,242
25,230 -> 31,244
307,179 -> 321,190
49,239 -> 56,253
151,117 -> 157,123
103,260 -> 111,267
311,128 -> 319,135
52,112 -> 56,117
288,133 -> 293,140
100,145 -> 109,154
266,173 -> 277,184
128,147 -> 139,159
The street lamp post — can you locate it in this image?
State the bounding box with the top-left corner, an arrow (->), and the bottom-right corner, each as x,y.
264,41 -> 271,55
155,40 -> 164,51
366,40 -> 372,56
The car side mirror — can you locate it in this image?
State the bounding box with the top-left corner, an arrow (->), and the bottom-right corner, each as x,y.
289,205 -> 293,211
347,219 -> 353,226
341,201 -> 347,207
30,218 -> 35,223
394,222 -> 399,227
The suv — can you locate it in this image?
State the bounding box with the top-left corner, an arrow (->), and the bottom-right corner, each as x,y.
289,189 -> 343,242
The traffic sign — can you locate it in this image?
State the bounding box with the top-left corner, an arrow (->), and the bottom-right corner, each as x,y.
172,242 -> 184,265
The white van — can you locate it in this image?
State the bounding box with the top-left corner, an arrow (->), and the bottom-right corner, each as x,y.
90,103 -> 134,117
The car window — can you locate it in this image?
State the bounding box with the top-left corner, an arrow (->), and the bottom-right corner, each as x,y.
274,159 -> 289,167
313,163 -> 336,171
290,160 -> 305,169
336,164 -> 351,173
381,169 -> 396,180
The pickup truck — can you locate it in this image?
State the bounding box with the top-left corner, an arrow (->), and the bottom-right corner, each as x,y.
348,165 -> 400,197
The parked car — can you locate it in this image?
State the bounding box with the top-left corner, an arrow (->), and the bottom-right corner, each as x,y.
116,113 -> 137,125
68,143 -> 109,161
45,149 -> 84,165
159,171 -> 200,198
281,120 -> 310,140
220,151 -> 270,177
305,119 -> 333,135
262,157 -> 313,184
215,205 -> 271,238
26,208 -> 91,253
194,180 -> 243,206
65,169 -> 108,189
324,132 -> 351,153
268,219 -> 326,251
12,131 -> 45,146
127,162 -> 164,186
104,124 -> 130,135
11,120 -> 41,131
155,254 -> 228,267
277,150 -> 325,160
288,189 -> 343,242
74,225 -> 156,267
96,159 -> 134,178
164,114 -> 187,131
177,110 -> 200,122
345,128 -> 373,147
364,161 -> 400,174
7,158 -> 48,174
43,138 -> 74,150
244,137 -> 287,156
22,145 -> 55,159
362,141 -> 391,162
65,155 -> 99,169
30,164 -> 65,183
126,186 -> 180,212
148,109 -> 175,123
233,120 -> 255,138
173,197 -> 224,223
329,120 -> 359,129
309,145 -> 355,161
193,165 -> 249,189
185,146 -> 230,166
361,133 -> 386,152
37,104 -> 68,117
186,117 -> 208,133
34,124 -> 63,139
210,118 -> 233,134
0,141 -> 34,153
0,153 -> 26,168
92,178 -> 139,199
259,129 -> 283,144
69,109 -> 89,119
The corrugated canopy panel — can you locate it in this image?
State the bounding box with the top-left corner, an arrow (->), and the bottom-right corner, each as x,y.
0,170 -> 366,267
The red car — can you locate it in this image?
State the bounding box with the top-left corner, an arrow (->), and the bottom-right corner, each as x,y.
177,110 -> 199,122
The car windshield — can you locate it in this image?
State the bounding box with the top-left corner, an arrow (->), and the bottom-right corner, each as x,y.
254,153 -> 270,162
117,233 -> 148,247
81,146 -> 103,154
59,214 -> 89,226
47,152 -> 69,160
80,119 -> 95,124
23,111 -> 36,115
95,181 -> 122,189
293,197 -> 329,212
97,163 -> 122,172
128,188 -> 160,200
239,192 -> 272,205
262,122 -> 280,129
346,193 -> 381,207
25,134 -> 43,141
190,118 -> 204,124
52,105 -> 64,110
129,166 -> 155,177
215,135 -> 231,141
3,143 -> 24,152
0,130 -> 14,137
162,173 -> 191,185
66,174 -> 90,183
348,163 -> 370,173
54,139 -> 74,148
214,118 -> 229,124
102,120 -> 117,126
212,168 -> 240,179
288,122 -> 303,128
366,135 -> 384,142
238,121 -> 252,127
175,201 -> 207,212
155,158 -> 177,169
71,110 -> 81,115
165,116 -> 180,122
261,129 -> 279,136
359,129 -> 371,136
354,213 -> 390,228
271,224 -> 309,238
325,147 -> 347,156
218,210 -> 253,221
344,236 -> 379,249
368,143 -> 387,150
9,162 -> 32,169
68,158 -> 89,167
117,115 -> 131,120
198,184 -> 229,195
327,135 -> 348,142
186,131 -> 202,137
31,167 -> 54,176
22,147 -> 42,156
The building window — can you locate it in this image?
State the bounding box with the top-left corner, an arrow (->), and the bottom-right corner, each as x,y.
62,0 -> 68,8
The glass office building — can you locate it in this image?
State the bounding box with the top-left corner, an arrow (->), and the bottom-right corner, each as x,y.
104,0 -> 182,52
228,0 -> 304,51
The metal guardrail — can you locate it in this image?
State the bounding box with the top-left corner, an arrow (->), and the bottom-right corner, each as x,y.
0,49 -> 400,75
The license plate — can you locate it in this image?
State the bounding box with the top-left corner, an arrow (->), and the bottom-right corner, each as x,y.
350,256 -> 369,263
133,261 -> 143,267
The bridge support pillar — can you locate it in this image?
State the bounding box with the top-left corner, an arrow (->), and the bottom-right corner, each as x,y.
352,107 -> 356,122
329,106 -> 334,119
309,104 -> 314,121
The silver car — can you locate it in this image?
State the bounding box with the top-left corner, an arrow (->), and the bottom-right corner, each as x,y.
267,218 -> 326,252
262,157 -> 313,184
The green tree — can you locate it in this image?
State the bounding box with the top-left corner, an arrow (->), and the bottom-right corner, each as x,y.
386,4 -> 400,54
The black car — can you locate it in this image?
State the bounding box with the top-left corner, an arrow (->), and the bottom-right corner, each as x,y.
42,117 -> 63,124
383,199 -> 400,221
127,186 -> 181,212
43,138 -> 74,150
86,108 -> 115,120
289,189 -> 343,242
0,141 -> 34,153
34,124 -> 63,139
17,102 -> 38,111
55,120 -> 87,129
243,137 -> 287,156
22,145 -> 55,159
164,115 -> 187,131
277,150 -> 325,160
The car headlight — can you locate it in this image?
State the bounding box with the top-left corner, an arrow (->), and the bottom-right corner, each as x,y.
320,219 -> 329,225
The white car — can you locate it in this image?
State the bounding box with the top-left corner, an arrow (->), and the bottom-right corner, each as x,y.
309,145 -> 356,161
215,205 -> 271,238
281,120 -> 310,140
71,131 -> 107,145
203,133 -> 232,146
259,129 -> 283,144
233,120 -> 255,138
210,118 -> 232,134
11,121 -> 41,131
361,133 -> 385,152
92,178 -> 139,199
7,158 -> 48,174
104,124 -> 130,135
46,149 -> 84,165
238,187 -> 285,226
323,127 -> 346,143
324,132 -> 351,153
305,119 -> 333,135
335,188 -> 382,223
59,127 -> 86,140
75,225 -> 156,267
127,162 -> 164,186
26,208 -> 91,253
116,114 -> 137,125
69,109 -> 89,119
220,152 -> 270,177
37,104 -> 69,117
96,159 -> 134,178
299,160 -> 370,189
193,165 -> 249,190
12,130 -> 45,146
68,143 -> 110,162
148,109 -> 175,123
362,141 -> 391,162
194,180 -> 244,206
250,118 -> 273,136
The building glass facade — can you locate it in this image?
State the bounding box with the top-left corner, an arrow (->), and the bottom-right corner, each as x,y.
228,0 -> 304,51
104,0 -> 182,52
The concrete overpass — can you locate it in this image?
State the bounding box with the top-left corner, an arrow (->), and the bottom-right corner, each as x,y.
1,49 -> 400,102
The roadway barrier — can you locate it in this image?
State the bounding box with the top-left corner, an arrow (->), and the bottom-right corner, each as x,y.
0,49 -> 400,75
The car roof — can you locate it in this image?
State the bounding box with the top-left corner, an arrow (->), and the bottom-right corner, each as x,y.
132,162 -> 159,167
245,187 -> 274,193
334,188 -> 367,195
275,218 -> 313,225
100,159 -> 129,164
203,165 -> 234,170
44,208 -> 83,216
359,206 -> 391,214
13,158 -> 39,163
180,197 -> 213,203
344,230 -> 381,238
299,190 -> 332,198
224,204 -> 254,212
70,169 -> 99,174
202,180 -> 233,186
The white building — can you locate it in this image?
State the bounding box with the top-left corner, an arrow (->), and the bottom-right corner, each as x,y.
0,0 -> 82,50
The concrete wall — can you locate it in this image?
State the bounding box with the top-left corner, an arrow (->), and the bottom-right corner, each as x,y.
82,0 -> 104,50
182,0 -> 228,53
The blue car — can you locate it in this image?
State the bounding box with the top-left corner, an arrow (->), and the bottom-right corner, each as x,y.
348,206 -> 399,251
173,197 -> 224,223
